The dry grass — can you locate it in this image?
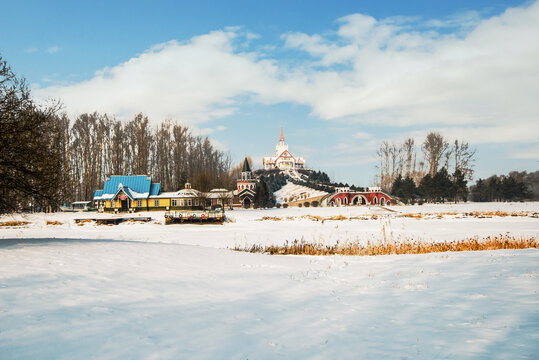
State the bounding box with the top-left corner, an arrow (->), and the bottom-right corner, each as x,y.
46,220 -> 63,226
76,219 -> 93,226
398,211 -> 537,220
399,213 -> 424,219
257,211 -> 539,223
0,221 -> 30,227
235,235 -> 538,256
258,214 -> 377,222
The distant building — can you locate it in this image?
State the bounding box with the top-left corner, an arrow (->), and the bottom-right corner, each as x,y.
263,129 -> 306,170
236,158 -> 257,208
207,188 -> 234,209
324,187 -> 392,207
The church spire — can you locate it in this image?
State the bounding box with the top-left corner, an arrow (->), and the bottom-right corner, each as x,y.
280,127 -> 284,142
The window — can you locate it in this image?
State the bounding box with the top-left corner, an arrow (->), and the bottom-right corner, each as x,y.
171,199 -> 177,207
137,200 -> 142,207
180,199 -> 185,207
188,199 -> 192,206
154,199 -> 159,207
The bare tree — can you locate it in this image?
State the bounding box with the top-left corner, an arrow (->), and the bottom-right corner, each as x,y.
453,140 -> 476,180
125,113 -> 153,175
0,56 -> 65,212
376,141 -> 391,190
422,132 -> 449,176
403,138 -> 414,178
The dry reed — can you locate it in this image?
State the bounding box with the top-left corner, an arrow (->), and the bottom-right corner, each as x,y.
235,235 -> 538,256
46,220 -> 63,226
0,221 -> 29,227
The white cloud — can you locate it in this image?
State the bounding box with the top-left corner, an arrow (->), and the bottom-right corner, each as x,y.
280,1 -> 539,136
46,46 -> 61,54
36,30 -> 282,124
35,1 -> 539,148
353,131 -> 371,139
511,145 -> 539,159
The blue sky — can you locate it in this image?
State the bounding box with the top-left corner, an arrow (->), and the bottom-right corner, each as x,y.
1,0 -> 538,185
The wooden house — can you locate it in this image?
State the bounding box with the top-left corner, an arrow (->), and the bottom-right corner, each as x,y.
93,175 -> 205,212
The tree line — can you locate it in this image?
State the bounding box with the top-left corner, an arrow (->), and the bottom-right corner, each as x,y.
470,171 -> 536,202
0,57 -> 232,213
391,167 -> 468,204
375,132 -> 476,203
376,132 -> 475,192
66,112 -> 232,202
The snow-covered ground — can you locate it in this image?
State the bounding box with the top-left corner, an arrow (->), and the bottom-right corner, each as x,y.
1,202 -> 538,359
1,202 -> 537,249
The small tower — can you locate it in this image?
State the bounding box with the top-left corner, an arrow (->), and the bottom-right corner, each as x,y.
241,158 -> 252,180
184,180 -> 192,189
237,157 -> 257,208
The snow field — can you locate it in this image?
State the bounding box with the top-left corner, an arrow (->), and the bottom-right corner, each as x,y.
0,239 -> 538,359
1,202 -> 537,249
0,202 -> 538,359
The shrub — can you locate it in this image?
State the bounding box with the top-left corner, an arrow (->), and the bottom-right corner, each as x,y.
276,203 -> 282,208
298,203 -> 303,208
283,203 -> 288,208
303,202 -> 310,207
311,201 -> 319,207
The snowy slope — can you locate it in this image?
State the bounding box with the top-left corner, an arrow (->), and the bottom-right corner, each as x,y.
273,181 -> 328,204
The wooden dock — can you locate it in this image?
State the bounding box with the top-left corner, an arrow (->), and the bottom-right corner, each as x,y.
75,217 -> 152,225
165,210 -> 225,224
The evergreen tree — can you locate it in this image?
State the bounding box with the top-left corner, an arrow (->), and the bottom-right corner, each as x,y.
452,168 -> 468,202
400,176 -> 417,204
432,167 -> 452,202
391,174 -> 404,199
255,178 -> 273,208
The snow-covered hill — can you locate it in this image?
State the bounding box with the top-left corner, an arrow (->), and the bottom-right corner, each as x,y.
274,181 -> 328,204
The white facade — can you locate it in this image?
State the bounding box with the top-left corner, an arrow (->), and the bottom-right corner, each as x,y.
263,129 -> 306,170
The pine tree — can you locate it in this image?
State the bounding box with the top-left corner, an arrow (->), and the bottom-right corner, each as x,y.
452,169 -> 468,202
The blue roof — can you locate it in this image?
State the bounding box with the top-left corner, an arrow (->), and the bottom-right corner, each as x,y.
93,175 -> 162,200
103,175 -> 153,195
149,183 -> 161,196
121,187 -> 136,200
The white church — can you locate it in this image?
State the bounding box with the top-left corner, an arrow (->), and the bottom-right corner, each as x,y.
263,129 -> 306,170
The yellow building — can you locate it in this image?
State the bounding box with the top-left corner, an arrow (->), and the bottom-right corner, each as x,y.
93,175 -> 204,212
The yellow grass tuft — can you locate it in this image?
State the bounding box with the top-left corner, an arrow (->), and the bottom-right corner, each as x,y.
0,221 -> 29,227
46,220 -> 63,226
234,235 -> 538,256
76,219 -> 93,226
